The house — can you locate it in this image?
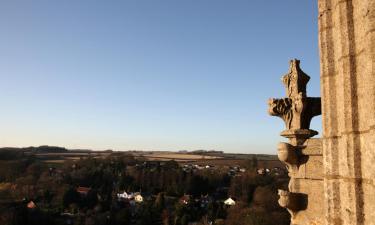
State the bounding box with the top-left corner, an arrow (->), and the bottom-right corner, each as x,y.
27,201 -> 37,209
257,168 -> 266,175
76,186 -> 91,196
117,191 -> 130,199
224,197 -> 236,206
117,191 -> 143,203
193,164 -> 205,170
134,193 -> 143,203
180,195 -> 191,205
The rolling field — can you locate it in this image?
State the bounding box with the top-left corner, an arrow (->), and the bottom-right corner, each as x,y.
141,153 -> 221,161
32,150 -> 280,168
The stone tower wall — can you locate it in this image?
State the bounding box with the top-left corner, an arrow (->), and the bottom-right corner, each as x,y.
318,0 -> 375,224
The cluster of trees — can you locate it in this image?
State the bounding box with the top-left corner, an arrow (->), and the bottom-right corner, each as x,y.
0,150 -> 289,225
225,174 -> 289,225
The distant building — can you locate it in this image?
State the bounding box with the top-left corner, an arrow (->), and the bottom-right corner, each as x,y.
117,191 -> 143,203
224,197 -> 236,206
257,168 -> 267,175
117,191 -> 129,199
76,186 -> 91,196
134,193 -> 143,203
27,201 -> 37,209
180,195 -> 191,205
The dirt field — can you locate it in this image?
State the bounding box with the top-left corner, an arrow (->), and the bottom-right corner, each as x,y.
34,150 -> 281,168
141,153 -> 221,160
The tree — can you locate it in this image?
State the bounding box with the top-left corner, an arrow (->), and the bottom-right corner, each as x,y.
245,156 -> 258,170
154,192 -> 166,210
83,190 -> 98,209
63,187 -> 80,208
180,214 -> 190,225
252,156 -> 258,168
252,186 -> 279,211
165,160 -> 179,170
115,208 -> 131,225
186,175 -> 209,197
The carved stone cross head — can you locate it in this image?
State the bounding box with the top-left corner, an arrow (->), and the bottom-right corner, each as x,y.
268,59 -> 321,145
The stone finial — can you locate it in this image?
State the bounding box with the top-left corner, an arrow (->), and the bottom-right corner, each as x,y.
268,59 -> 321,145
282,59 -> 310,98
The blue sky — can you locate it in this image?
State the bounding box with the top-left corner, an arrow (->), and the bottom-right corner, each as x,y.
0,1 -> 321,153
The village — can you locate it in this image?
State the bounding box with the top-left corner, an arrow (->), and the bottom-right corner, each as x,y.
0,148 -> 289,225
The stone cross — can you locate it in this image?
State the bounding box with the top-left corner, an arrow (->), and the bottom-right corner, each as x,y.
268,59 -> 321,145
268,59 -> 322,220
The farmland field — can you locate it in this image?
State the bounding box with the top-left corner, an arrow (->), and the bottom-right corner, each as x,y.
17,148 -> 280,168
141,153 -> 221,160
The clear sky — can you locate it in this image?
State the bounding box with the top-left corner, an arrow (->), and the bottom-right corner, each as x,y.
0,1 -> 321,154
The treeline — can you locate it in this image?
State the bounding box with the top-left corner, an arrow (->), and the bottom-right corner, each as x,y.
0,146 -> 68,160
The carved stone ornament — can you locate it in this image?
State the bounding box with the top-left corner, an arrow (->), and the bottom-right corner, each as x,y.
268,59 -> 321,145
278,189 -> 307,219
277,142 -> 299,175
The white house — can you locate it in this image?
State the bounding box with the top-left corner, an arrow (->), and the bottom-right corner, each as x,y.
117,191 -> 129,199
224,197 -> 236,206
134,193 -> 143,203
257,168 -> 266,175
